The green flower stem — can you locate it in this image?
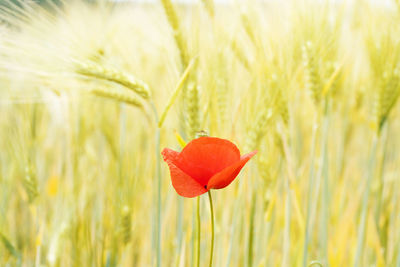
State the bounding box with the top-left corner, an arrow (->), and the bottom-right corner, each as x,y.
197,196 -> 201,267
208,191 -> 214,267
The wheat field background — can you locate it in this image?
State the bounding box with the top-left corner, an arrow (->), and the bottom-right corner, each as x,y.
0,0 -> 400,266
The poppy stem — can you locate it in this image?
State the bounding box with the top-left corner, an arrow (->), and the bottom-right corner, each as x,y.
207,191 -> 214,267
196,196 -> 201,267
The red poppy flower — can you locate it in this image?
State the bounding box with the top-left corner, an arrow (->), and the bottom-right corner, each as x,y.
162,137 -> 257,198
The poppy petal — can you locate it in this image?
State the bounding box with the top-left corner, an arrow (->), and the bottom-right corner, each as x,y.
207,151 -> 257,190
177,137 -> 241,186
162,148 -> 207,198
164,160 -> 208,198
161,148 -> 180,163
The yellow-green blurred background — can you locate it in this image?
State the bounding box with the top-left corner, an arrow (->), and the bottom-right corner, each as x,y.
0,0 -> 400,266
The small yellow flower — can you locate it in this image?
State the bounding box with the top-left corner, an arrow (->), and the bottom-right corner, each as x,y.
47,175 -> 59,197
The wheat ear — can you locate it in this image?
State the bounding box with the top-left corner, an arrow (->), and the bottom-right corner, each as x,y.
76,61 -> 151,99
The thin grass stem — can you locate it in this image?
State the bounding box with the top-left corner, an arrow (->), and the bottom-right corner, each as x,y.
283,174 -> 291,267
375,125 -> 389,231
247,194 -> 256,267
302,120 -> 319,267
320,112 -> 330,265
150,101 -> 162,267
353,134 -> 379,267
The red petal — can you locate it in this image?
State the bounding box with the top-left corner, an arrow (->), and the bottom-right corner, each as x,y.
161,148 -> 180,163
207,151 -> 257,189
162,148 -> 207,198
176,137 -> 241,186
